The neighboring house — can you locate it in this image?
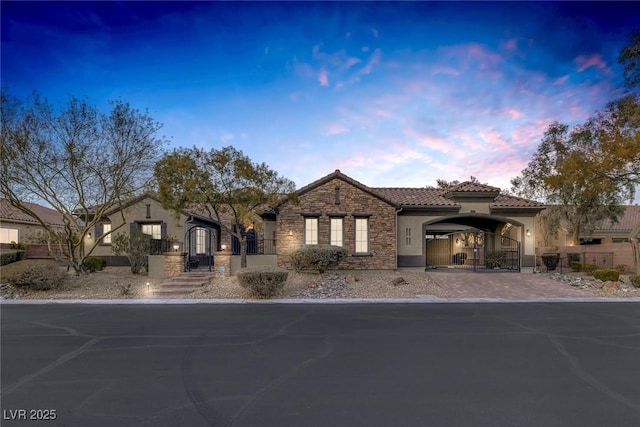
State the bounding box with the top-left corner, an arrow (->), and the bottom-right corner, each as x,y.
0,198 -> 67,257
80,193 -> 222,267
534,206 -> 640,272
273,170 -> 545,271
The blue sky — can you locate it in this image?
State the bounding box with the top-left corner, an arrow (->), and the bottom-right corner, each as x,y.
2,1 -> 638,190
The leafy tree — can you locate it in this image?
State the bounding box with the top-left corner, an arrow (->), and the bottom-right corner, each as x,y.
510,118 -> 630,245
111,229 -> 151,274
154,146 -> 297,268
618,29 -> 640,91
0,90 -> 166,273
433,176 -> 481,189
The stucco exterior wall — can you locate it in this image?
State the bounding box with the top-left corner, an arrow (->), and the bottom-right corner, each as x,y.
276,177 -> 397,270
84,197 -> 188,258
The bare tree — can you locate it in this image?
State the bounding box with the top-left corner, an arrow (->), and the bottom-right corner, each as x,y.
0,90 -> 166,273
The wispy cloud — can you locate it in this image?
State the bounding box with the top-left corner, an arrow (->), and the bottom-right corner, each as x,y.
575,53 -> 607,72
318,69 -> 329,86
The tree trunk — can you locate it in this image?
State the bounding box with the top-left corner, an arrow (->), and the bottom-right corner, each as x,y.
631,237 -> 640,274
240,236 -> 248,268
570,223 -> 581,246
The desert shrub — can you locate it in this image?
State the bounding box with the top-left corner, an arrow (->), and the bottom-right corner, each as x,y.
112,230 -> 150,274
1,250 -> 25,266
237,266 -> 288,298
117,283 -> 133,296
630,275 -> 640,288
593,269 -> 620,282
583,263 -> 598,274
9,241 -> 27,250
570,261 -> 583,272
82,256 -> 107,273
290,245 -> 348,273
614,264 -> 629,274
2,260 -> 67,291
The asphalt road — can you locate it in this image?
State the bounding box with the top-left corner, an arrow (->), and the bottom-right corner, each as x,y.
1,302 -> 639,427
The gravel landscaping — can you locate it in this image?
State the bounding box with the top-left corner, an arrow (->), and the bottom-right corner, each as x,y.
2,265 -> 640,300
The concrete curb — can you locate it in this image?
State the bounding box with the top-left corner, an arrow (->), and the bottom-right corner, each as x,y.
2,297 -> 640,305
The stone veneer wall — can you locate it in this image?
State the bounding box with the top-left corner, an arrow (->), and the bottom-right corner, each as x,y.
276,177 -> 397,270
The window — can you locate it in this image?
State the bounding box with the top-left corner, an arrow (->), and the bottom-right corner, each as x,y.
141,223 -> 161,239
355,217 -> 369,253
330,217 -> 343,246
335,187 -> 341,204
405,227 -> 411,246
304,217 -> 318,244
146,204 -> 151,218
101,223 -> 112,244
195,227 -> 206,253
0,227 -> 19,244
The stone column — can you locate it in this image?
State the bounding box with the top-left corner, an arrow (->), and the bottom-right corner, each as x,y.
164,252 -> 185,278
214,251 -> 231,277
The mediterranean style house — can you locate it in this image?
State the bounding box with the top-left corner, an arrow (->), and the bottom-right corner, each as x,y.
270,170 -> 545,271
75,170 -> 545,274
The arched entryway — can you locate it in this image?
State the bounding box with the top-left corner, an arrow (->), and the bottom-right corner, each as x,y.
184,220 -> 219,272
423,214 -> 524,272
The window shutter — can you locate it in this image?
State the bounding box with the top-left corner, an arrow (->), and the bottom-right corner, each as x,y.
95,223 -> 102,240
161,223 -> 167,239
130,222 -> 138,235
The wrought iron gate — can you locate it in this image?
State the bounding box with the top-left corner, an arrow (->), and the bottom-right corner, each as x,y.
425,231 -> 520,272
184,226 -> 216,272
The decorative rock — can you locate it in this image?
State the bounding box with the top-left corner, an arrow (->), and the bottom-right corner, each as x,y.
345,274 -> 357,284
391,276 -> 407,286
603,281 -> 619,290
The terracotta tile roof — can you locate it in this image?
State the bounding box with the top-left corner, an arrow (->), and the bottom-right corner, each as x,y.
596,205 -> 640,231
0,199 -> 67,227
446,181 -> 501,193
371,188 -> 457,206
492,194 -> 545,208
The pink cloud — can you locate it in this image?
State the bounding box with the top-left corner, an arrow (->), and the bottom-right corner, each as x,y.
318,69 -> 329,86
360,48 -> 381,75
575,54 -> 607,72
503,38 -> 517,51
325,123 -> 349,136
553,75 -> 569,85
500,108 -> 522,119
417,135 -> 452,154
430,66 -> 461,77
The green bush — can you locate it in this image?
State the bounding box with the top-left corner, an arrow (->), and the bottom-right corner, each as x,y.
9,241 -> 27,250
570,261 -> 583,272
583,263 -> 598,274
290,244 -> 349,273
2,260 -> 67,291
630,275 -> 640,288
237,266 -> 288,298
0,250 -> 25,266
82,256 -> 107,273
593,269 -> 620,282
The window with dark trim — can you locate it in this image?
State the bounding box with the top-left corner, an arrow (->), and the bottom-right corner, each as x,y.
354,217 -> 369,253
304,217 -> 318,245
146,204 -> 151,218
330,217 -> 343,246
335,187 -> 340,204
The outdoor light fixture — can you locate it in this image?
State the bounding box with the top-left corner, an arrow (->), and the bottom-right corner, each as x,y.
526,229 -> 531,237
87,232 -> 92,239
173,244 -> 179,252
455,238 -> 459,244
146,282 -> 150,292
289,230 -> 293,236
221,244 -> 227,251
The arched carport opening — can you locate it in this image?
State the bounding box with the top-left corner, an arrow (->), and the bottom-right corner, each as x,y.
423,214 -> 524,272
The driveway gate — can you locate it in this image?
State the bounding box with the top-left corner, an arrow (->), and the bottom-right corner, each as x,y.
425,231 -> 520,272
